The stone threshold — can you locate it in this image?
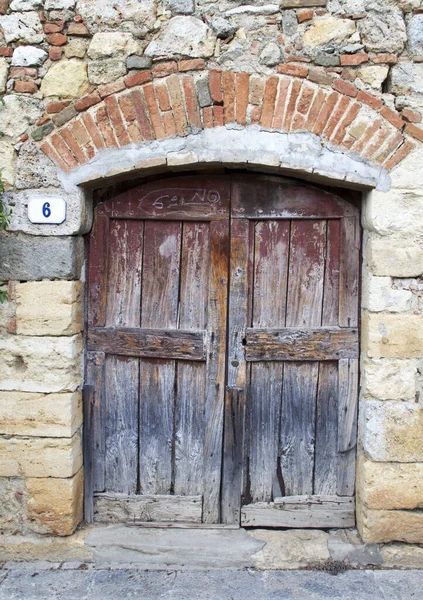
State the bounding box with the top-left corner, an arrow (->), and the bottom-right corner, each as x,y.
1,525 -> 423,570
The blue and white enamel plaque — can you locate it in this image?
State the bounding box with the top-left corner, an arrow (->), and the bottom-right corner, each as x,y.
28,197 -> 67,224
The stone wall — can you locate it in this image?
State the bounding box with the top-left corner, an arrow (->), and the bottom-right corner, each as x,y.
0,0 -> 423,541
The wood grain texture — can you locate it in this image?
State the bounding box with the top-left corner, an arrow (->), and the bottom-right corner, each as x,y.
314,362 -> 338,495
87,327 -> 206,360
94,493 -> 202,523
339,217 -> 360,328
337,358 -> 359,497
322,219 -> 340,327
85,351 -> 105,493
245,327 -> 358,361
88,213 -> 109,327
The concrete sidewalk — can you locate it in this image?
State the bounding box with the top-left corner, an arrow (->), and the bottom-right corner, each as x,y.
1,564 -> 423,600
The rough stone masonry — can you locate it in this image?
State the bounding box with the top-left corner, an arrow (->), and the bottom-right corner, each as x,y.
0,0 -> 423,553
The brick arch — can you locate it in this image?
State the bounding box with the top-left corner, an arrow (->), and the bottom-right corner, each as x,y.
39,69 -> 420,175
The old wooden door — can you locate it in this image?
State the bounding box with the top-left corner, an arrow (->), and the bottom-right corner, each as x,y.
85,174 -> 360,528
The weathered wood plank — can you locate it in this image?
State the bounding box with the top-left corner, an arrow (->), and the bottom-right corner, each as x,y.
322,219 -> 340,327
175,223 -> 209,496
88,213 -> 109,327
104,355 -> 139,494
314,362 -> 338,495
87,327 -> 206,360
274,494 -> 354,506
231,176 -> 359,220
337,358 -> 359,496
104,176 -> 230,221
85,351 -> 105,493
339,217 -> 360,328
241,498 -> 355,528
94,493 -> 202,524
245,327 -> 358,361
139,221 -> 181,497
126,522 -> 239,529
203,219 -> 229,523
221,387 -> 246,524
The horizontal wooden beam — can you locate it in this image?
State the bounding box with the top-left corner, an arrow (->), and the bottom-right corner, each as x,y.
245,327 -> 358,361
87,327 -> 206,361
241,495 -> 355,528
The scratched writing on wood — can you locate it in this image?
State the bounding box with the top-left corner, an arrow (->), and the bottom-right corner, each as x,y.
140,189 -> 221,210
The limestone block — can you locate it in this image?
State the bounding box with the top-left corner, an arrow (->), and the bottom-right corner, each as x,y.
360,400 -> 423,462
260,42 -> 281,67
76,0 -> 156,33
11,45 -> 47,66
0,477 -> 29,532
145,17 -> 216,58
407,14 -> 423,57
362,311 -> 423,358
357,457 -> 423,510
389,145 -> 423,190
165,0 -> 194,15
250,529 -> 330,569
0,233 -> 84,281
64,38 -> 87,59
0,12 -> 43,44
0,334 -> 82,393
87,58 -> 126,85
45,0 -> 75,8
363,188 -> 423,236
15,141 -> 61,189
358,2 -> 406,54
366,235 -> 423,277
381,543 -> 423,568
361,357 -> 417,400
26,468 -> 83,536
10,0 -> 42,9
0,391 -> 82,437
16,280 -> 83,336
0,94 -> 44,140
362,275 -> 413,313
41,59 -> 89,98
0,141 -> 16,188
0,430 -> 82,477
389,62 -> 423,95
0,56 -> 7,93
357,504 -> 423,544
303,15 -> 355,49
356,65 -> 389,89
87,32 -> 140,59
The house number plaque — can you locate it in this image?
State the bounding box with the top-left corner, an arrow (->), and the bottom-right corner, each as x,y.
28,197 -> 67,224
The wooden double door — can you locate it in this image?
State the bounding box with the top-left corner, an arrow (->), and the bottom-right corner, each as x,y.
85,174 -> 360,528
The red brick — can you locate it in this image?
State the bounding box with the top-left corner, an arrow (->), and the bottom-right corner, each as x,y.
178,58 -> 205,72
324,95 -> 350,139
182,75 -> 202,129
98,79 -> 125,98
131,89 -> 154,140
81,113 -> 105,150
292,113 -> 306,131
39,10 -> 46,22
166,74 -> 187,135
126,121 -> 142,143
340,52 -> 368,66
154,82 -> 171,111
312,91 -> 338,136
213,104 -> 224,126
0,0 -> 9,15
202,106 -> 213,129
332,101 -> 360,145
405,123 -> 423,143
283,79 -> 302,130
380,106 -> 404,130
277,63 -> 309,78
296,84 -> 315,115
371,53 -> 397,64
357,89 -> 383,110
118,93 -> 137,123
374,130 -> 403,164
152,61 -> 177,78
50,132 -> 79,169
73,15 -> 83,22
333,78 -> 358,97
286,55 -> 312,63
36,114 -> 51,126
14,80 -> 38,93
46,33 -> 67,46
143,82 -> 166,138
272,78 -> 290,129
352,117 -> 382,154
363,124 -> 390,160
384,140 -> 415,171
71,120 -> 90,146
307,67 -> 335,86
67,22 -> 89,36
222,71 -> 235,124
250,105 -> 261,124
104,94 -> 131,145
10,66 -> 37,80
305,88 -> 327,130
40,140 -> 68,172
297,8 -> 313,22
20,133 -> 29,142
44,21 -> 64,33
0,47 -> 13,57
46,100 -> 71,114
95,106 -> 118,148
209,70 -> 223,103
401,107 -> 422,124
260,76 -> 279,128
49,46 -> 62,61
74,90 -> 101,111
124,70 -> 152,88
162,111 -> 176,137
235,72 -> 250,125
60,127 -> 87,163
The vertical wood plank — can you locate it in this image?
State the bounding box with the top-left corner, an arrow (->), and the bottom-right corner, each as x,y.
88,214 -> 109,327
175,223 -> 209,496
281,220 -> 326,496
85,350 -> 105,492
338,358 -> 359,496
339,217 -> 360,328
139,221 -> 181,495
314,361 -> 338,495
203,219 -> 229,523
322,219 -> 340,327
249,221 -> 289,502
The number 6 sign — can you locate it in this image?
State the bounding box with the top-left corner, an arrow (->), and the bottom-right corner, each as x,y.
28,197 -> 67,224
